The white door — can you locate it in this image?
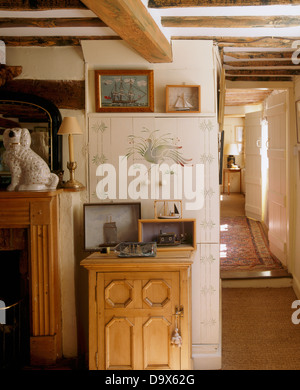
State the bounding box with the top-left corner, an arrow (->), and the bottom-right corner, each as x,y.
266,91 -> 287,266
245,111 -> 263,220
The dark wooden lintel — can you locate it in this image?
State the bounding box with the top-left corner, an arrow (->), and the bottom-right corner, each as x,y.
225,51 -> 294,60
0,0 -> 86,10
162,16 -> 300,28
1,36 -> 121,47
0,17 -> 107,28
1,80 -> 85,110
225,60 -> 298,67
0,65 -> 22,87
172,36 -> 300,48
149,0 -> 300,7
226,76 -> 293,82
226,69 -> 300,76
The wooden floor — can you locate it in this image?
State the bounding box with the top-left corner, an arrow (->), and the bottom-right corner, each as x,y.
220,193 -> 292,282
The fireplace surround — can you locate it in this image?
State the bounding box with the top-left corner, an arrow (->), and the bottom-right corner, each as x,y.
0,189 -> 62,366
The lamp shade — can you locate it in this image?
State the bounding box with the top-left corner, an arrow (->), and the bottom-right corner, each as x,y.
58,117 -> 82,135
224,143 -> 239,156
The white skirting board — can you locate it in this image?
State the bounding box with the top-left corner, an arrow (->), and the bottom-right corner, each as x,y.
192,344 -> 221,370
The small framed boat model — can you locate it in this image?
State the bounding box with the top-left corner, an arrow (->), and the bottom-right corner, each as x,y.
166,85 -> 200,113
154,200 -> 182,219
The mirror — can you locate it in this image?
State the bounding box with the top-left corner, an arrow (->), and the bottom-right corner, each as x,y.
0,91 -> 62,188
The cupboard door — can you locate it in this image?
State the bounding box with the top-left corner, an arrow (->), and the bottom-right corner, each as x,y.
96,271 -> 181,370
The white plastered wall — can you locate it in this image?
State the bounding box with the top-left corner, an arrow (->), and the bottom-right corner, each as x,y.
82,39 -> 221,370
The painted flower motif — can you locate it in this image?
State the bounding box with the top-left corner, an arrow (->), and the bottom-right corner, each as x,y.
199,119 -> 213,132
92,121 -> 108,133
126,128 -> 192,166
92,153 -> 107,165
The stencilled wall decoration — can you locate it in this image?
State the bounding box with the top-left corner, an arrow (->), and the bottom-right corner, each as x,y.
88,114 -> 220,346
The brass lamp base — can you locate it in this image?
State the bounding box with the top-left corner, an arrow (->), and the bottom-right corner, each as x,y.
62,161 -> 84,190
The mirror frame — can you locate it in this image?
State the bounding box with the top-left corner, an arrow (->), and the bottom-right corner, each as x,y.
0,90 -> 62,171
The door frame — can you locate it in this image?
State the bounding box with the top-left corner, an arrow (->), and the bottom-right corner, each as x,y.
223,80 -> 297,274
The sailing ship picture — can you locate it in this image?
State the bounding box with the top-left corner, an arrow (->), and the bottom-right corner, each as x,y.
95,70 -> 154,112
102,75 -> 148,107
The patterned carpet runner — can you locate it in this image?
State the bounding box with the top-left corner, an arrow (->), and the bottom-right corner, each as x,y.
220,216 -> 284,272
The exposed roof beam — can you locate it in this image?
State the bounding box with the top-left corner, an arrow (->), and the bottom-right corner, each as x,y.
0,0 -> 86,10
225,51 -> 294,60
226,69 -> 300,75
149,0 -> 300,7
225,60 -> 298,66
2,36 -> 121,47
172,36 -> 299,48
226,76 -> 293,81
162,16 -> 300,28
0,17 -> 106,28
80,0 -> 173,63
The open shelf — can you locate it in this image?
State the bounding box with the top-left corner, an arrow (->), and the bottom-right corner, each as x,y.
138,218 -> 196,252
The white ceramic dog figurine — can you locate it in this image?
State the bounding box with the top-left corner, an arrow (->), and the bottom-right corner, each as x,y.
3,127 -> 59,191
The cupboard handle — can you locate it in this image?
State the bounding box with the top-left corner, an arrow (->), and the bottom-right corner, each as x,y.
174,305 -> 184,317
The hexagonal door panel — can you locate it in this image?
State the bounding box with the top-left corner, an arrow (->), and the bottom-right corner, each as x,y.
142,279 -> 171,308
105,280 -> 133,308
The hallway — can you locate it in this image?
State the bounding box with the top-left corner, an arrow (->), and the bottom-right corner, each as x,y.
220,194 -> 300,370
220,193 -> 291,282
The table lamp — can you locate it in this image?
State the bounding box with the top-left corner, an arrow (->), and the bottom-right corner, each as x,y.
224,143 -> 239,168
57,116 -> 84,189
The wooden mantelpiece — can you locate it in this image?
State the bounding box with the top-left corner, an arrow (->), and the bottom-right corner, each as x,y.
0,189 -> 63,365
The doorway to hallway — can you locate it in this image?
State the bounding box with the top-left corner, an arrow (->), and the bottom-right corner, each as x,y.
220,193 -> 291,281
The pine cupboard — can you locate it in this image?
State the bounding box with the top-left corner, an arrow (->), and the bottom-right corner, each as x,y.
81,252 -> 193,370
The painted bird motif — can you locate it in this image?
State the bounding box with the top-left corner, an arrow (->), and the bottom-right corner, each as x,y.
126,128 -> 192,166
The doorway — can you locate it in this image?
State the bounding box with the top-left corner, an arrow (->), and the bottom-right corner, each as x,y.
220,87 -> 291,281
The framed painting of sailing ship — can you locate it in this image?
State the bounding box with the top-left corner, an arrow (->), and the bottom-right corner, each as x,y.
95,70 -> 154,112
83,202 -> 141,251
166,85 -> 200,113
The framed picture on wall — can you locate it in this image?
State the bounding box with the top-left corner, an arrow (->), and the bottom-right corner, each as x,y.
95,69 -> 154,113
296,100 -> 300,144
166,85 -> 200,113
83,202 -> 141,251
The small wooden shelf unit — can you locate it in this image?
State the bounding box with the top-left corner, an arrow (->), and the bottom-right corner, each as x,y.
138,218 -> 196,251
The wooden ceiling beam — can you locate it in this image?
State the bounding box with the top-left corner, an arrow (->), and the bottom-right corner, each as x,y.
226,76 -> 293,81
149,0 -> 300,7
0,0 -> 86,10
173,36 -> 299,48
1,36 -> 121,47
225,51 -> 294,60
225,60 -> 298,67
226,69 -> 300,75
0,18 -> 107,28
162,16 -> 300,28
80,0 -> 173,63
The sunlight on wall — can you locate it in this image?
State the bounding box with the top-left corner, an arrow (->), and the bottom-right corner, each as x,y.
0,300 -> 6,324
220,223 -> 228,258
220,244 -> 227,258
261,119 -> 269,224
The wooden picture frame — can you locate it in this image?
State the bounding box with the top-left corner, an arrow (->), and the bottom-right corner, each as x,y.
296,100 -> 300,144
166,85 -> 200,113
95,70 -> 154,113
83,202 -> 141,251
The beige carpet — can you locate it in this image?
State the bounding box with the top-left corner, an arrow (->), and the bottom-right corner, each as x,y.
220,193 -> 245,217
222,287 -> 300,370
